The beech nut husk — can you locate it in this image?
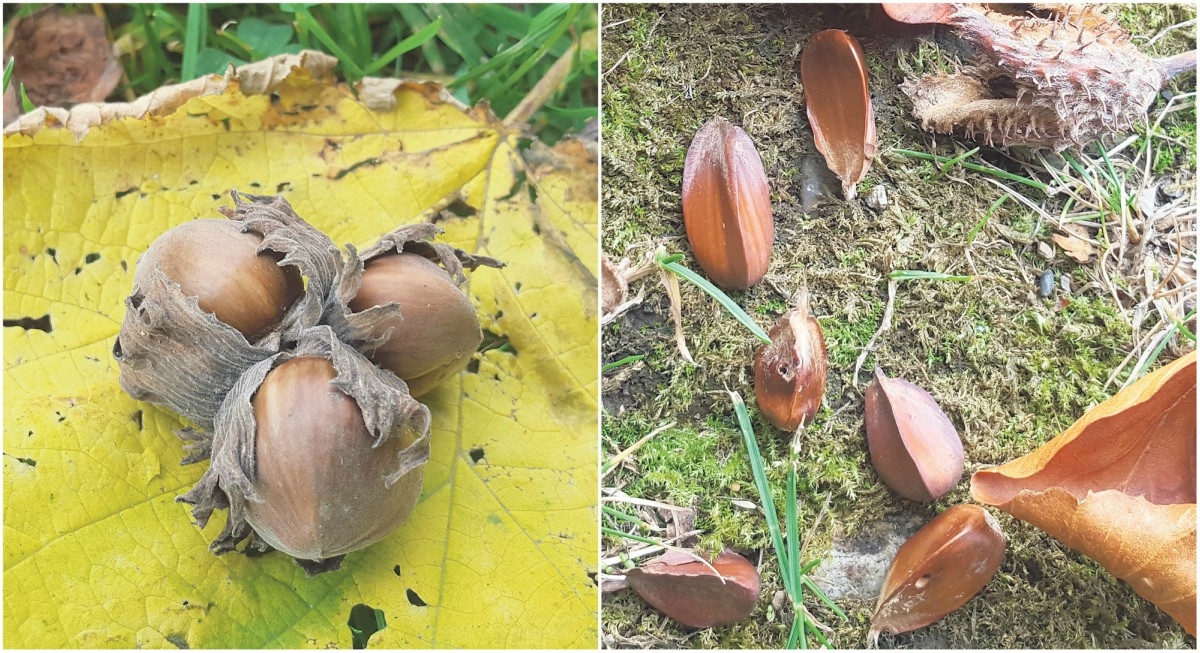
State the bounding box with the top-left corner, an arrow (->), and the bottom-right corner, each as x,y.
682,117 -> 774,290
329,224 -> 502,397
114,192 -> 340,431
870,504 -> 1006,645
865,368 -> 965,502
178,325 -> 431,575
754,288 -> 828,433
625,549 -> 761,629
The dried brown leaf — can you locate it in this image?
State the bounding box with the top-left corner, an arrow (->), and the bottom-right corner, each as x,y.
971,351 -> 1197,634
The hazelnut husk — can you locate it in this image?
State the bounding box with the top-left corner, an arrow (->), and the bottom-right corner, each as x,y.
328,224 -> 503,397
178,325 -> 430,574
114,192 -> 340,432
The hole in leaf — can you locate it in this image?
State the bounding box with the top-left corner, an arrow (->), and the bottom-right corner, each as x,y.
134,410 -> 143,431
347,603 -> 387,649
393,565 -> 401,577
6,454 -> 37,467
165,633 -> 189,649
4,314 -> 52,333
478,329 -> 516,355
465,359 -> 480,374
84,252 -> 100,264
46,248 -> 57,263
499,171 -> 527,201
469,447 -> 485,463
914,573 -> 933,589
444,198 -> 477,218
276,181 -> 293,193
115,187 -> 138,199
112,337 -> 123,360
406,589 -> 428,607
334,158 -> 380,180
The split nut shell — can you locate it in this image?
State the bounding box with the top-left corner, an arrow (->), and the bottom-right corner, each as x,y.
870,504 -> 1006,643
865,368 -> 965,502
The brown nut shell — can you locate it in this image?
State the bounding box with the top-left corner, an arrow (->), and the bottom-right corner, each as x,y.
682,117 -> 774,290
799,30 -> 876,199
865,368 -> 964,502
246,355 -> 425,560
116,191 -> 343,435
348,252 -> 482,397
625,549 -> 761,629
178,325 -> 431,573
134,219 -> 302,341
753,288 -> 828,432
870,504 -> 1006,644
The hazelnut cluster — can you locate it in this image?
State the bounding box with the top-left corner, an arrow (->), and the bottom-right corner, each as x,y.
114,191 -> 501,575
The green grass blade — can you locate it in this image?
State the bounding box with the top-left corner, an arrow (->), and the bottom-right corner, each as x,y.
893,148 -> 1048,192
969,194 -> 1009,244
18,83 -> 34,113
181,3 -> 207,81
364,17 -> 443,75
801,575 -> 848,620
888,270 -> 973,282
785,461 -> 801,599
601,526 -> 661,547
3,57 -> 14,93
731,391 -> 796,599
658,257 -> 771,343
786,612 -> 802,649
796,583 -> 808,650
602,355 -> 645,372
934,146 -> 981,178
292,8 -> 366,79
601,506 -> 645,525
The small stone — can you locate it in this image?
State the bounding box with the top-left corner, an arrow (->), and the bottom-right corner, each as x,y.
1039,269 -> 1054,298
1037,241 -> 1054,260
865,185 -> 889,210
1060,274 -> 1071,294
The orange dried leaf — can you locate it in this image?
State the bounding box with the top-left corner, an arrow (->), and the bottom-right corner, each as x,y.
971,351 -> 1197,635
1051,231 -> 1096,263
799,30 -> 876,199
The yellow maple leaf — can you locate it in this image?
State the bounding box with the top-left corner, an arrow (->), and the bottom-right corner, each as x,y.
3,51 -> 598,648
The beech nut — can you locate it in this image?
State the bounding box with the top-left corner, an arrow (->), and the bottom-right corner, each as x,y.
753,288 -> 828,432
349,252 -> 483,397
865,368 -> 965,502
682,117 -> 775,289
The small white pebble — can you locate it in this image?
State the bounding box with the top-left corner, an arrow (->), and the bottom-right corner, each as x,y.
865,185 -> 889,210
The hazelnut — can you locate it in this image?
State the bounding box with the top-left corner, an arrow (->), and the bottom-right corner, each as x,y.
134,219 -> 302,341
348,253 -> 483,397
179,326 -> 430,574
329,223 -> 502,397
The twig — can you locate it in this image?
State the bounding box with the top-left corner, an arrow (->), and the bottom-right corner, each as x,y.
854,278 -> 898,386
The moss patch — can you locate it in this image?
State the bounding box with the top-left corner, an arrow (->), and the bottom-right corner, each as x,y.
601,2 -> 1195,649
